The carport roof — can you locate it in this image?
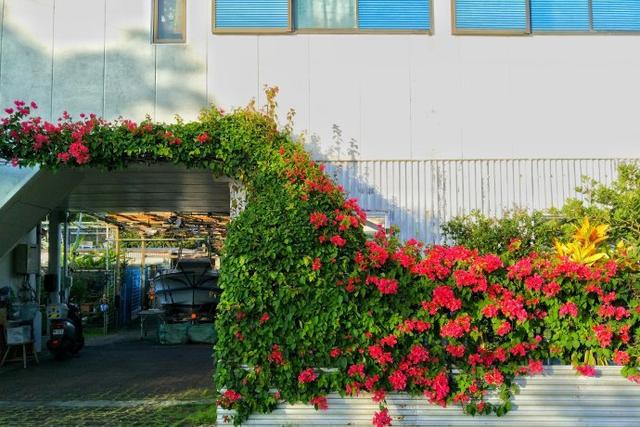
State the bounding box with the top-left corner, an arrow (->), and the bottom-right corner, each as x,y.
62,163 -> 231,214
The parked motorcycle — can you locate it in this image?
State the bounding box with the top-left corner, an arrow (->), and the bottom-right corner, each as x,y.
46,302 -> 85,360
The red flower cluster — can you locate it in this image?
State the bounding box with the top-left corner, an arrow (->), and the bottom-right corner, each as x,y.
559,301 -> 578,317
440,315 -> 472,339
372,408 -> 392,427
268,344 -> 285,365
298,368 -> 318,384
309,212 -> 328,229
309,395 -> 328,410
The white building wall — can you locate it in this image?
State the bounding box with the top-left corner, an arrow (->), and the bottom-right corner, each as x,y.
0,0 -> 639,161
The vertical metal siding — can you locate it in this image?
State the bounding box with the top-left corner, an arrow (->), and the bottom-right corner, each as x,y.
358,0 -> 431,30
218,366 -> 640,426
530,0 -> 591,32
324,159 -> 633,243
215,0 -> 290,29
455,0 -> 528,30
592,0 -> 640,31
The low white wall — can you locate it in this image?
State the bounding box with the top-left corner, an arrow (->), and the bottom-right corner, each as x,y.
217,366 -> 640,426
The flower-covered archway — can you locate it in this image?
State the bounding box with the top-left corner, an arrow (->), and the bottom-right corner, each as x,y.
2,93 -> 639,426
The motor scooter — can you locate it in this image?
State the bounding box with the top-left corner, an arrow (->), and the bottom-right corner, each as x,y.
46,302 -> 85,360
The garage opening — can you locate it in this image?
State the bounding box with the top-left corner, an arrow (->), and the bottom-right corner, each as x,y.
0,163 -> 239,424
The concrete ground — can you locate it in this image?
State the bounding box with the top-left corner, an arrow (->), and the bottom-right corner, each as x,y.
0,331 -> 216,426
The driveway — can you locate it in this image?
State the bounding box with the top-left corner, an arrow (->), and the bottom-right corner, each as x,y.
0,331 -> 216,426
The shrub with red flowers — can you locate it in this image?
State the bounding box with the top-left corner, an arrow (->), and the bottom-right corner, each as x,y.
2,91 -> 640,426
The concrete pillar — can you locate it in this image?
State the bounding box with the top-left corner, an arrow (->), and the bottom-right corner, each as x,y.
48,210 -> 64,304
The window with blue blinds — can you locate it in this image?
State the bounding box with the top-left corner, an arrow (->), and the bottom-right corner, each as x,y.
358,0 -> 432,31
530,0 -> 591,32
454,0 -> 528,32
214,0 -> 292,32
592,0 -> 640,31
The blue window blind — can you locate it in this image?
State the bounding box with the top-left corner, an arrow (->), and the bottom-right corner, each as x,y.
214,0 -> 291,31
296,0 -> 356,29
592,0 -> 640,31
358,0 -> 431,31
530,0 -> 590,32
455,0 -> 528,31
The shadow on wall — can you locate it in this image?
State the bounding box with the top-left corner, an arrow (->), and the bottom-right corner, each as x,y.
0,25 -> 206,121
303,126 -> 436,243
0,21 -> 440,243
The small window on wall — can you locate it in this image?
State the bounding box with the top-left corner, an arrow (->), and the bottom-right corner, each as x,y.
363,211 -> 389,238
153,0 -> 187,43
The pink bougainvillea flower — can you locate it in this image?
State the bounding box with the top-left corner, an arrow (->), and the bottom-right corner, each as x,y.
309,212 -> 328,229
440,315 -> 471,339
268,344 -> 285,365
223,389 -> 242,403
575,365 -> 597,377
528,359 -> 544,375
542,281 -> 561,297
593,324 -> 613,348
309,395 -> 328,411
446,344 -> 465,358
372,408 -> 392,427
330,235 -> 346,247
389,370 -> 407,391
329,347 -> 342,358
311,257 -> 322,271
259,313 -> 270,325
298,368 -> 318,384
559,301 -> 578,317
379,335 -> 397,347
375,278 -> 398,295
196,132 -> 210,143
57,152 -> 71,163
10,157 -> 19,167
347,363 -> 365,378
613,350 -> 630,366
496,321 -> 512,336
484,368 -> 505,386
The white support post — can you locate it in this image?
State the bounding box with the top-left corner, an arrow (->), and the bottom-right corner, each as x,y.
47,210 -> 64,304
229,180 -> 247,219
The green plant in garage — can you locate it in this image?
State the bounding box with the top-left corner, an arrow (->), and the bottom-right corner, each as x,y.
2,95 -> 640,426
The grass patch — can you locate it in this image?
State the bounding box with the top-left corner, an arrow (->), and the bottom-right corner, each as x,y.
170,404 -> 217,427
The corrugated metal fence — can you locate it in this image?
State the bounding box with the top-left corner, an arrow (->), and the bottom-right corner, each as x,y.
218,366 -> 640,426
324,159 -> 635,243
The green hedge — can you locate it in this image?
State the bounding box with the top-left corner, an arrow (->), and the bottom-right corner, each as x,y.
2,95 -> 639,427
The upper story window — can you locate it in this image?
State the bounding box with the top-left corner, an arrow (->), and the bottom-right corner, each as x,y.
453,0 -> 640,34
153,0 -> 187,43
212,0 -> 432,34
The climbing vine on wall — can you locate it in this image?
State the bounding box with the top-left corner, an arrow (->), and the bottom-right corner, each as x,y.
1,93 -> 640,427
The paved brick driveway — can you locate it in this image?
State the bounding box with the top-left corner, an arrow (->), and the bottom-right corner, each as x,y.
0,332 -> 216,426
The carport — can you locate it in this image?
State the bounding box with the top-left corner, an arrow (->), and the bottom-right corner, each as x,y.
0,162 -> 243,308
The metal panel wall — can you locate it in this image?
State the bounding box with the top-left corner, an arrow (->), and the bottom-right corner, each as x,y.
217,366 -> 640,426
324,159 -> 633,243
